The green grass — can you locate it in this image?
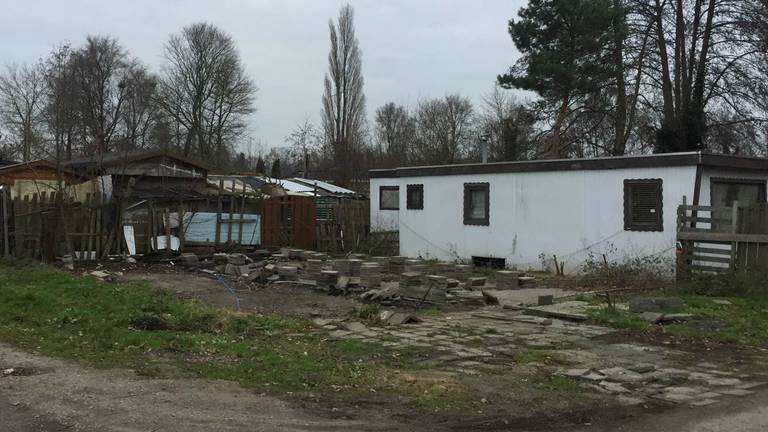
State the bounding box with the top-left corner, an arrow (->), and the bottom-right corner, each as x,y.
513,349 -> 571,366
0,263 -> 407,392
588,307 -> 651,331
586,292 -> 768,347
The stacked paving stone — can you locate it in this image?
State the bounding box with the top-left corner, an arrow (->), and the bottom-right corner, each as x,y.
332,259 -> 350,275
288,249 -> 305,260
360,262 -> 383,288
405,259 -> 427,273
277,265 -> 299,281
422,275 -> 448,304
435,262 -> 456,278
398,272 -> 424,298
319,270 -> 339,289
495,270 -> 521,290
370,256 -> 390,272
453,264 -> 472,281
398,273 -> 446,304
347,259 -> 363,276
389,256 -> 407,274
303,259 -> 325,280
467,277 -> 487,290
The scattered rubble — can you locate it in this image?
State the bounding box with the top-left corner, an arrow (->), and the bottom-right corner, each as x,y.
629,297 -> 685,313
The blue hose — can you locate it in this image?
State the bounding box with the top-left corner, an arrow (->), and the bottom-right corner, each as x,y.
213,274 -> 242,312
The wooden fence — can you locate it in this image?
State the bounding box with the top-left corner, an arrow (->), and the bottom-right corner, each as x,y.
316,199 -> 369,253
8,191 -> 107,262
677,201 -> 768,277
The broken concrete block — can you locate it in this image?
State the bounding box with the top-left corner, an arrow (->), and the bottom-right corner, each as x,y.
495,270 -> 520,289
213,253 -> 228,265
89,270 -> 111,279
343,321 -> 368,332
468,277 -> 486,288
538,295 -> 554,306
224,264 -> 240,276
387,312 -> 421,325
277,265 -> 299,281
629,297 -> 685,313
227,253 -> 247,266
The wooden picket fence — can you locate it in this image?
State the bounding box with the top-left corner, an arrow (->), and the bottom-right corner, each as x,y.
316,199 -> 369,253
677,201 -> 768,277
9,192 -> 107,262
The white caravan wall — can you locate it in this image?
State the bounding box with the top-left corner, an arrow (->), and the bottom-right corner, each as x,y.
389,166 -> 698,272
369,178 -> 400,231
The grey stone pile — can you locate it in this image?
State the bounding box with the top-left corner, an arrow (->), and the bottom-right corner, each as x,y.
389,256 -> 407,274
405,259 -> 427,273
277,265 -> 299,281
453,264 -> 472,281
347,259 -> 363,276
303,259 -> 325,280
495,270 -> 520,290
360,262 -> 383,288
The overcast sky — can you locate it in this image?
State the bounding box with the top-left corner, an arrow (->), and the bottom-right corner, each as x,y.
0,0 -> 527,152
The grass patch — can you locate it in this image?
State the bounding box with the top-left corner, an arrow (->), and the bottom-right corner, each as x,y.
513,349 -> 571,366
586,290 -> 768,347
588,307 -> 650,331
0,264 -> 410,392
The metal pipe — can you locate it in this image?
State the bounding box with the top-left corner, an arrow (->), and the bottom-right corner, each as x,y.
1,185 -> 9,257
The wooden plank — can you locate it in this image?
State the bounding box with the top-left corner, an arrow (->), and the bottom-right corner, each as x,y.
690,246 -> 732,255
687,264 -> 730,273
683,253 -> 733,264
678,205 -> 716,211
678,231 -> 768,242
215,179 -> 223,248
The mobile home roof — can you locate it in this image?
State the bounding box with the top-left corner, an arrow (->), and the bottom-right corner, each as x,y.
369,152 -> 768,178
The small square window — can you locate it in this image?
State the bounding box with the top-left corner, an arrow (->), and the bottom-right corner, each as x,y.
624,179 -> 663,231
379,186 -> 399,210
406,184 -> 424,210
463,183 -> 489,226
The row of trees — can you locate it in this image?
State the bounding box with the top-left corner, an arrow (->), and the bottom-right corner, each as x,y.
500,0 -> 768,158
0,23 -> 256,169
271,1 -> 768,185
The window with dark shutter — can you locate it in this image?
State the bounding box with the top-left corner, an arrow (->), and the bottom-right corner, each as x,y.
406,184 -> 424,210
463,183 -> 490,226
623,179 -> 663,231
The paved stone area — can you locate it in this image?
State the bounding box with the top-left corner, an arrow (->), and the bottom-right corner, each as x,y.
319,307 -> 768,408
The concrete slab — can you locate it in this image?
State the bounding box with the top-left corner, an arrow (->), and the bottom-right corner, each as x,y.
483,288 -> 575,307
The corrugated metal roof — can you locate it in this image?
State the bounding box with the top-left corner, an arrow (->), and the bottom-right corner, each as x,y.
291,177 -> 357,195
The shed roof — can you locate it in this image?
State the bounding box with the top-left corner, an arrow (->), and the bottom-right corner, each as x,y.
66,150 -> 211,173
291,177 -> 358,195
0,159 -> 80,177
369,152 -> 768,178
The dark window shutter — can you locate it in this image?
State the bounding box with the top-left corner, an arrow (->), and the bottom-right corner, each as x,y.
624,179 -> 663,231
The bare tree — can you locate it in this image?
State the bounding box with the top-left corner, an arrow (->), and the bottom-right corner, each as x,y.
43,44 -> 78,161
373,102 -> 414,167
68,36 -> 133,155
634,0 -> 768,152
477,87 -> 536,161
0,62 -> 47,161
321,4 -> 367,186
285,118 -> 322,176
413,95 -> 475,164
157,22 -> 256,167
119,65 -> 158,152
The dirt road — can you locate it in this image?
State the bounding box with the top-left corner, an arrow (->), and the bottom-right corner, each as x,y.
568,389 -> 768,432
0,343 -> 409,432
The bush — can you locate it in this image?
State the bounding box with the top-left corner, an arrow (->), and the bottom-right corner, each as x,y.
579,245 -> 673,289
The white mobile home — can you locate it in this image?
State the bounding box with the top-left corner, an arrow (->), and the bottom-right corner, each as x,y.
369,152 -> 768,272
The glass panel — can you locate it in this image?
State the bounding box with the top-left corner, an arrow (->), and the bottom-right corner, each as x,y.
380,188 -> 399,209
470,189 -> 486,219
